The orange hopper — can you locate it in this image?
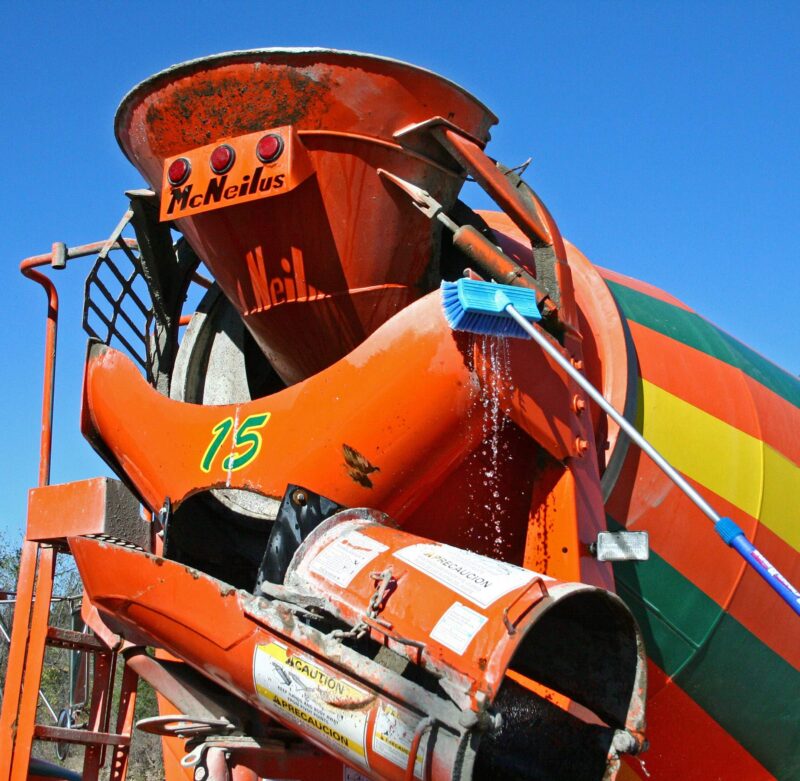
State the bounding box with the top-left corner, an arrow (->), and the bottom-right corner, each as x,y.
115,48 -> 497,383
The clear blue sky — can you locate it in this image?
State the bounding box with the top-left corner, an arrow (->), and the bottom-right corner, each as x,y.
1,1 -> 798,537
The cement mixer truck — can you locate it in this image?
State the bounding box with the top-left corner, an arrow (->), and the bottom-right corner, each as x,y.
1,49 -> 797,781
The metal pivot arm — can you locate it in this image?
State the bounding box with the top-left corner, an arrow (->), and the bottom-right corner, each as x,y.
378,169 -> 554,313
424,122 -> 578,323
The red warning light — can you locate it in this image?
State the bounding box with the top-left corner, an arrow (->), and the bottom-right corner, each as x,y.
167,157 -> 191,186
256,134 -> 284,164
210,144 -> 236,175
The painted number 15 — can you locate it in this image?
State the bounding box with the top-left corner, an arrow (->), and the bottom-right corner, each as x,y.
200,412 -> 271,473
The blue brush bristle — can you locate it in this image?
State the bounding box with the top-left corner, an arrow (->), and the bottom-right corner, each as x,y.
441,279 -> 540,339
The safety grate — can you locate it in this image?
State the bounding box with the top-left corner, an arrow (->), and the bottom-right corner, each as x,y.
82,210 -> 155,381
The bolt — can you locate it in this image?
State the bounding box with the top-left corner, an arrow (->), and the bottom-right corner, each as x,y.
575,437 -> 589,456
291,488 -> 308,507
570,357 -> 584,371
572,395 -> 586,415
194,768 -> 207,781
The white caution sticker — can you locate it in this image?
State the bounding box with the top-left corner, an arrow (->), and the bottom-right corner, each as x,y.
393,543 -> 541,608
372,703 -> 428,778
254,642 -> 369,767
310,530 -> 389,588
429,601 -> 488,655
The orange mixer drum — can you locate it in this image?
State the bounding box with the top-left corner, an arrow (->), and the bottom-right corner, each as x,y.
115,48 -> 497,383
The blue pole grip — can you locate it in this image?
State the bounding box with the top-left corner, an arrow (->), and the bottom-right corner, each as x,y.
716,517 -> 800,617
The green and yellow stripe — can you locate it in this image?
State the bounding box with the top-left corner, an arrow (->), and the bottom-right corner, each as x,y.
603,276 -> 800,779
606,279 -> 800,409
609,518 -> 799,780
640,380 -> 800,552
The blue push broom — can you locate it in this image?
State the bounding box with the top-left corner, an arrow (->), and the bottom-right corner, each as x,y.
442,277 -> 800,617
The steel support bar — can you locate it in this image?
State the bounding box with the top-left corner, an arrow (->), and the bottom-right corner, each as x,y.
108,662 -> 139,781
9,546 -> 57,781
0,238 -> 143,781
33,726 -> 131,747
433,126 -> 551,246
0,541 -> 39,776
82,650 -> 117,779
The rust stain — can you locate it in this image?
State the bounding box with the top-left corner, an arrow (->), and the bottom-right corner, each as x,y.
343,443 -> 380,489
143,67 -> 334,155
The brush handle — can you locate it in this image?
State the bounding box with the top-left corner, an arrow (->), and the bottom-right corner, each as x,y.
502,299 -> 800,618
716,517 -> 800,616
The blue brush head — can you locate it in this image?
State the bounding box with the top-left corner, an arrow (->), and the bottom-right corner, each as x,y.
441,278 -> 541,339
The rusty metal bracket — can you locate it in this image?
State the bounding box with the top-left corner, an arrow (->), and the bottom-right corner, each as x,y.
256,484 -> 344,590
502,576 -> 550,635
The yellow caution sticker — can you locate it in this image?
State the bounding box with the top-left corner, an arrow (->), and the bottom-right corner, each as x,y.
372,702 -> 428,778
254,642 -> 370,766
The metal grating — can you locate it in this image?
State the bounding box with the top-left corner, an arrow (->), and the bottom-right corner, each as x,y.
82,210 -> 154,381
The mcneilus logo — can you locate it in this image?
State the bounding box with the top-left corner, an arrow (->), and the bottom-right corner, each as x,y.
166,167 -> 286,215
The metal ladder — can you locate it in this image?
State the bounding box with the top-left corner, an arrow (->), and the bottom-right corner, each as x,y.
0,541 -> 140,781
0,238 -> 145,781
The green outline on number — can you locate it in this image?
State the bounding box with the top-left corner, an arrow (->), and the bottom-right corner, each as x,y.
200,417 -> 234,473
200,413 -> 271,473
222,413 -> 271,472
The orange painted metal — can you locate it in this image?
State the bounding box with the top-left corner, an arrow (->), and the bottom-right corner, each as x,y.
81,288 -> 614,590
70,536 -> 463,780
16,240 -> 137,487
478,220 -> 636,476
637,662 -> 775,780
0,541 -> 39,776
9,47 -> 799,781
12,550 -> 57,781
69,525 -> 645,779
223,750 -> 343,780
108,662 -> 139,780
0,241 -> 142,781
81,289 -> 581,491
160,126 -> 314,220
287,513 -> 643,720
433,126 -> 551,246
26,478 -> 121,545
564,241 -> 636,472
431,127 -> 577,329
2,251 -> 61,778
19,263 -> 57,487
83,648 -> 116,776
116,49 -> 497,384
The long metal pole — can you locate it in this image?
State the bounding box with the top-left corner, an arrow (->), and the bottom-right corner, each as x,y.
503,301 -> 800,617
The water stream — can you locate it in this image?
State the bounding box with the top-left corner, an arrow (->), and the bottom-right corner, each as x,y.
472,334 -> 515,558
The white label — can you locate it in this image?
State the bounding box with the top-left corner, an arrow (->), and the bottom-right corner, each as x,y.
429,601 -> 488,655
595,531 -> 650,561
393,543 -> 539,608
309,530 -> 388,587
254,642 -> 369,766
372,703 -> 428,778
